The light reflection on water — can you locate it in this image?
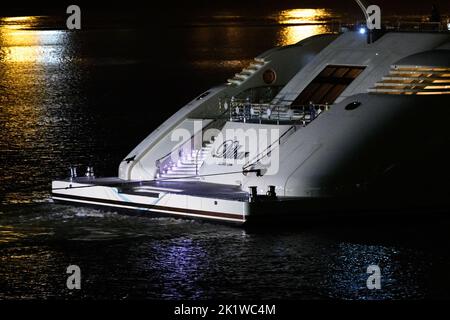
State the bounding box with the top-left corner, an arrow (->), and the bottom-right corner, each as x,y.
278,24 -> 332,46
0,29 -> 68,64
0,204 -> 442,300
275,8 -> 336,45
0,203 -> 448,299
0,16 -> 41,30
0,17 -> 89,206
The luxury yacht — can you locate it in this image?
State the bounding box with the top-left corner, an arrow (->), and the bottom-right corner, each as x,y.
52,22 -> 450,224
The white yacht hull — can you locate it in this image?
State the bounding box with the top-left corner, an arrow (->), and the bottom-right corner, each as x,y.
52,179 -> 249,224
51,178 -> 450,225
51,31 -> 450,224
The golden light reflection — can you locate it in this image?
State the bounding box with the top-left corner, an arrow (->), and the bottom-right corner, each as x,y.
0,17 -> 68,162
0,30 -> 66,64
0,16 -> 67,64
0,16 -> 40,30
277,9 -> 332,25
278,25 -> 331,46
276,8 -> 336,46
0,226 -> 25,244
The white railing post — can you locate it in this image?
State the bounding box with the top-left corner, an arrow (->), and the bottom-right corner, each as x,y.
195,149 -> 200,176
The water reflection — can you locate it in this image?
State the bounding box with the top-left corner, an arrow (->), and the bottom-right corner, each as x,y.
185,8 -> 337,75
275,8 -> 336,45
0,16 -> 87,204
0,225 -> 26,244
278,25 -> 332,46
152,238 -> 208,299
0,16 -> 41,30
322,243 -> 398,299
0,29 -> 68,64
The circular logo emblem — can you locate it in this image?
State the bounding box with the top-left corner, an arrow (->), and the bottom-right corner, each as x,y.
262,69 -> 276,84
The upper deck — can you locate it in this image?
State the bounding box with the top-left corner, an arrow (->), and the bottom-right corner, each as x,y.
274,31 -> 450,106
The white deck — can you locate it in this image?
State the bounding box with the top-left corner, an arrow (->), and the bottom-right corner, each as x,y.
52,177 -> 250,223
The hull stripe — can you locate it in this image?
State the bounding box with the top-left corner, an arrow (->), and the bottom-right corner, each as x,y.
52,193 -> 245,222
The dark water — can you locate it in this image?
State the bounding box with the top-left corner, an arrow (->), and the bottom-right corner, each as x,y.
1,9 -> 450,300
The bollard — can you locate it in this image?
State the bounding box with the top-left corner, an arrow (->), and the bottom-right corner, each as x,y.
249,186 -> 258,202
85,166 -> 95,178
266,185 -> 276,198
69,166 -> 77,181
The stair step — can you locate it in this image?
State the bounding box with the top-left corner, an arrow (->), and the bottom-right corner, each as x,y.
189,154 -> 209,159
163,173 -> 196,177
180,164 -> 203,169
181,160 -> 201,164
159,177 -> 198,181
227,79 -> 243,86
249,63 -> 263,69
159,177 -> 200,181
240,71 -> 253,77
230,76 -> 244,82
185,156 -> 207,161
171,167 -> 197,171
235,74 -> 248,80
177,162 -> 198,166
242,68 -> 256,74
171,170 -> 197,176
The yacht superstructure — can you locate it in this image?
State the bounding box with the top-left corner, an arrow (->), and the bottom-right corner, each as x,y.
52,27 -> 450,224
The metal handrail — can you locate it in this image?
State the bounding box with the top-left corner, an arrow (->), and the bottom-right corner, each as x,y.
242,124 -> 297,172
227,98 -> 330,123
353,19 -> 449,33
286,18 -> 450,35
155,96 -> 331,178
155,109 -> 228,165
241,105 -> 328,173
155,109 -> 229,178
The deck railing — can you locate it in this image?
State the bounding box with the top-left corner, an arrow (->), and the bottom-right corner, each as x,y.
155,113 -> 228,179
337,19 -> 449,33
154,99 -> 331,179
221,97 -> 331,125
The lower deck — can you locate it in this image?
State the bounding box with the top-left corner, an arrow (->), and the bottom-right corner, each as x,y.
52,177 -> 251,223
51,177 -> 450,225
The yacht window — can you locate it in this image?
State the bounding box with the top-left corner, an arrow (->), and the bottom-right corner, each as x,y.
345,101 -> 362,110
292,65 -> 366,106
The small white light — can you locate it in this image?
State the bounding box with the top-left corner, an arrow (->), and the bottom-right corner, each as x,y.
447,23 -> 450,31
359,27 -> 366,34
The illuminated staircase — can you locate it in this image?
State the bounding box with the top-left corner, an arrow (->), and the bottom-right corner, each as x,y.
227,58 -> 267,86
157,142 -> 214,180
